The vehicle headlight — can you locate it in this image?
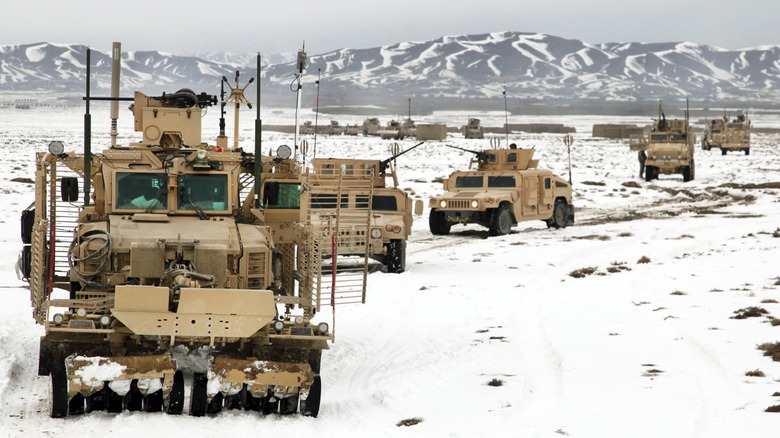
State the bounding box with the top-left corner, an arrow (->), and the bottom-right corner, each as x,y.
196,149 -> 208,160
470,200 -> 479,208
677,155 -> 682,160
317,322 -> 329,335
99,315 -> 112,327
370,228 -> 382,239
294,315 -> 304,325
76,308 -> 87,317
439,200 -> 447,208
273,320 -> 285,333
53,313 -> 64,325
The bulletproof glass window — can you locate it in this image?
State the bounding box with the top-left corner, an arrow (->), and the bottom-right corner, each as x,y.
650,134 -> 668,141
487,176 -> 516,188
372,195 -> 398,211
671,134 -> 686,141
116,172 -> 168,210
507,153 -> 517,163
455,176 -> 484,188
177,174 -> 229,212
355,195 -> 370,209
266,182 -> 301,209
544,178 -> 551,190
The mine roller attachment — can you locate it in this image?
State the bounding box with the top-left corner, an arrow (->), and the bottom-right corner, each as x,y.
48,354 -> 320,417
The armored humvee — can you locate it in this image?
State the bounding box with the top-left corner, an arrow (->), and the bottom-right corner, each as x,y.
300,120 -> 315,135
326,120 -> 344,136
701,114 -> 751,155
635,113 -> 695,182
429,146 -> 574,236
20,48 -> 370,418
378,120 -> 404,140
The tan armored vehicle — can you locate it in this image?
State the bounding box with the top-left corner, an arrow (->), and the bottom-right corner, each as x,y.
701,113 -> 751,155
362,117 -> 381,136
429,146 -> 574,236
326,120 -> 344,136
344,124 -> 360,136
257,143 -> 425,273
300,120 -> 315,135
463,118 -> 485,139
631,108 -> 695,182
19,48 -> 370,418
378,120 -> 404,140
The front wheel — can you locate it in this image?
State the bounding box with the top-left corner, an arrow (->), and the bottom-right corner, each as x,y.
385,239 -> 406,273
428,209 -> 451,235
551,200 -> 570,229
489,205 -> 513,236
745,148 -> 750,156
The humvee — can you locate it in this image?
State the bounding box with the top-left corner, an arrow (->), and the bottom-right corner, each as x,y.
378,120 -> 404,140
300,120 -> 315,135
326,120 -> 344,136
701,114 -> 751,155
20,48 -> 370,418
429,146 -> 574,236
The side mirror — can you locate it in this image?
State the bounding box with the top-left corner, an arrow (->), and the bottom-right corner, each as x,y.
263,181 -> 279,206
414,199 -> 424,216
61,177 -> 79,202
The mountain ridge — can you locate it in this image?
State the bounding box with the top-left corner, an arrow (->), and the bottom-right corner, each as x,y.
2,32 -> 779,110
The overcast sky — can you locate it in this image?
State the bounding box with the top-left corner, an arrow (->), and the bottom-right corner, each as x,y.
3,0 -> 778,56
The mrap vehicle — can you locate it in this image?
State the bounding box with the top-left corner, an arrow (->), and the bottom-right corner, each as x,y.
701,113 -> 751,155
428,146 -> 574,236
19,46 -> 369,418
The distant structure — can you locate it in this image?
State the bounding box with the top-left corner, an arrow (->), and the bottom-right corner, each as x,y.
592,124 -> 644,139
462,118 -> 485,139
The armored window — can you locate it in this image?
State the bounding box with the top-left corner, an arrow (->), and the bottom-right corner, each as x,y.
507,153 -> 517,163
372,195 -> 398,211
650,134 -> 668,141
265,182 -> 301,209
177,174 -> 229,212
310,193 -> 347,209
355,195 -> 370,209
487,176 -> 516,188
544,178 -> 551,190
671,134 -> 686,141
455,176 -> 484,188
116,172 -> 168,210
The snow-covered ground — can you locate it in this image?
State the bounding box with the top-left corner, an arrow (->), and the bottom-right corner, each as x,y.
0,106 -> 779,437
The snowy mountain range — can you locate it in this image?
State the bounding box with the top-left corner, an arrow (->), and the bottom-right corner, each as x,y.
2,32 -> 779,109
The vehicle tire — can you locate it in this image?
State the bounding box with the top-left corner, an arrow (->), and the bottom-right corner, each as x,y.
489,205 -> 512,236
721,148 -> 727,156
644,166 -> 654,182
385,239 -> 406,273
551,200 -> 569,229
166,371 -> 184,414
745,149 -> 750,156
428,209 -> 451,235
50,363 -> 69,418
690,159 -> 695,180
301,375 -> 322,417
683,166 -> 691,182
190,372 -> 208,416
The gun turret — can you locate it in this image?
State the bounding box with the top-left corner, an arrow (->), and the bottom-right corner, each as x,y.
444,144 -> 485,161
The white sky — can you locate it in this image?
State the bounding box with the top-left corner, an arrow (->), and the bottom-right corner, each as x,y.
2,0 -> 778,56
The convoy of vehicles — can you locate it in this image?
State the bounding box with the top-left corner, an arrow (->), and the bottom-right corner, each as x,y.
629,105 -> 696,182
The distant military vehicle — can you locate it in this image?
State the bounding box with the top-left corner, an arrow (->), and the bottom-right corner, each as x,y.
636,105 -> 695,182
300,120 -> 315,135
260,143 -> 425,273
701,113 -> 751,155
344,124 -> 360,136
378,120 -> 404,140
462,118 -> 485,139
20,46 -> 369,418
362,118 -> 381,136
326,120 -> 344,136
429,146 -> 574,236
401,118 -> 417,139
